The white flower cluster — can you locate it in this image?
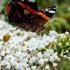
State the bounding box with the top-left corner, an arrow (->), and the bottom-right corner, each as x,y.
0,20 -> 59,70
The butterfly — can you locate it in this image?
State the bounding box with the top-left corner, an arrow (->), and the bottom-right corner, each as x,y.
5,0 -> 56,23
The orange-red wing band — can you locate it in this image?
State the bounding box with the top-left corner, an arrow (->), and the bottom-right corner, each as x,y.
5,3 -> 11,16
17,2 -> 49,21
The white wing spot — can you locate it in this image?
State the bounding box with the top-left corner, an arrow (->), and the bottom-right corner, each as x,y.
49,10 -> 55,13
45,9 -> 49,11
28,0 -> 35,2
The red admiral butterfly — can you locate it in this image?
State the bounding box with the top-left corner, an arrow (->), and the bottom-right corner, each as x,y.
5,0 -> 56,23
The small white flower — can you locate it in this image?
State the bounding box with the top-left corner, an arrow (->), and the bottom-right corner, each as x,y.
29,59 -> 33,64
57,58 -> 60,61
43,52 -> 51,58
49,56 -> 55,62
58,42 -> 62,46
31,56 -> 37,63
19,55 -> 27,62
9,59 -> 16,66
1,60 -> 7,66
0,50 -> 5,56
48,49 -> 54,54
38,59 -> 45,65
53,52 -> 58,60
31,66 -> 36,70
0,56 -> 2,61
66,50 -> 68,53
15,63 -> 19,70
14,51 -> 22,58
67,57 -> 70,60
13,29 -> 22,35
23,59 -> 28,63
5,48 -> 10,55
26,67 -> 31,70
65,31 -> 69,35
15,63 -> 24,70
23,33 -> 29,41
45,64 -> 50,70
44,58 -> 48,62
53,63 -> 57,67
0,45 -> 3,50
60,34 -> 66,38
63,55 -> 67,58
0,63 -> 1,69
37,52 -> 43,58
0,41 -> 3,45
22,46 -> 28,51
49,30 -> 58,38
38,44 -> 45,50
11,36 -> 23,43
66,42 -> 69,46
5,62 -> 11,69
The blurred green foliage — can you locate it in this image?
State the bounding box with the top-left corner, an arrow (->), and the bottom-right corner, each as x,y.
44,17 -> 70,33
56,4 -> 70,21
63,60 -> 70,70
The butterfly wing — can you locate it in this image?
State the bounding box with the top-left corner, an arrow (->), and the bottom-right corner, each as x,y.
44,6 -> 56,17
